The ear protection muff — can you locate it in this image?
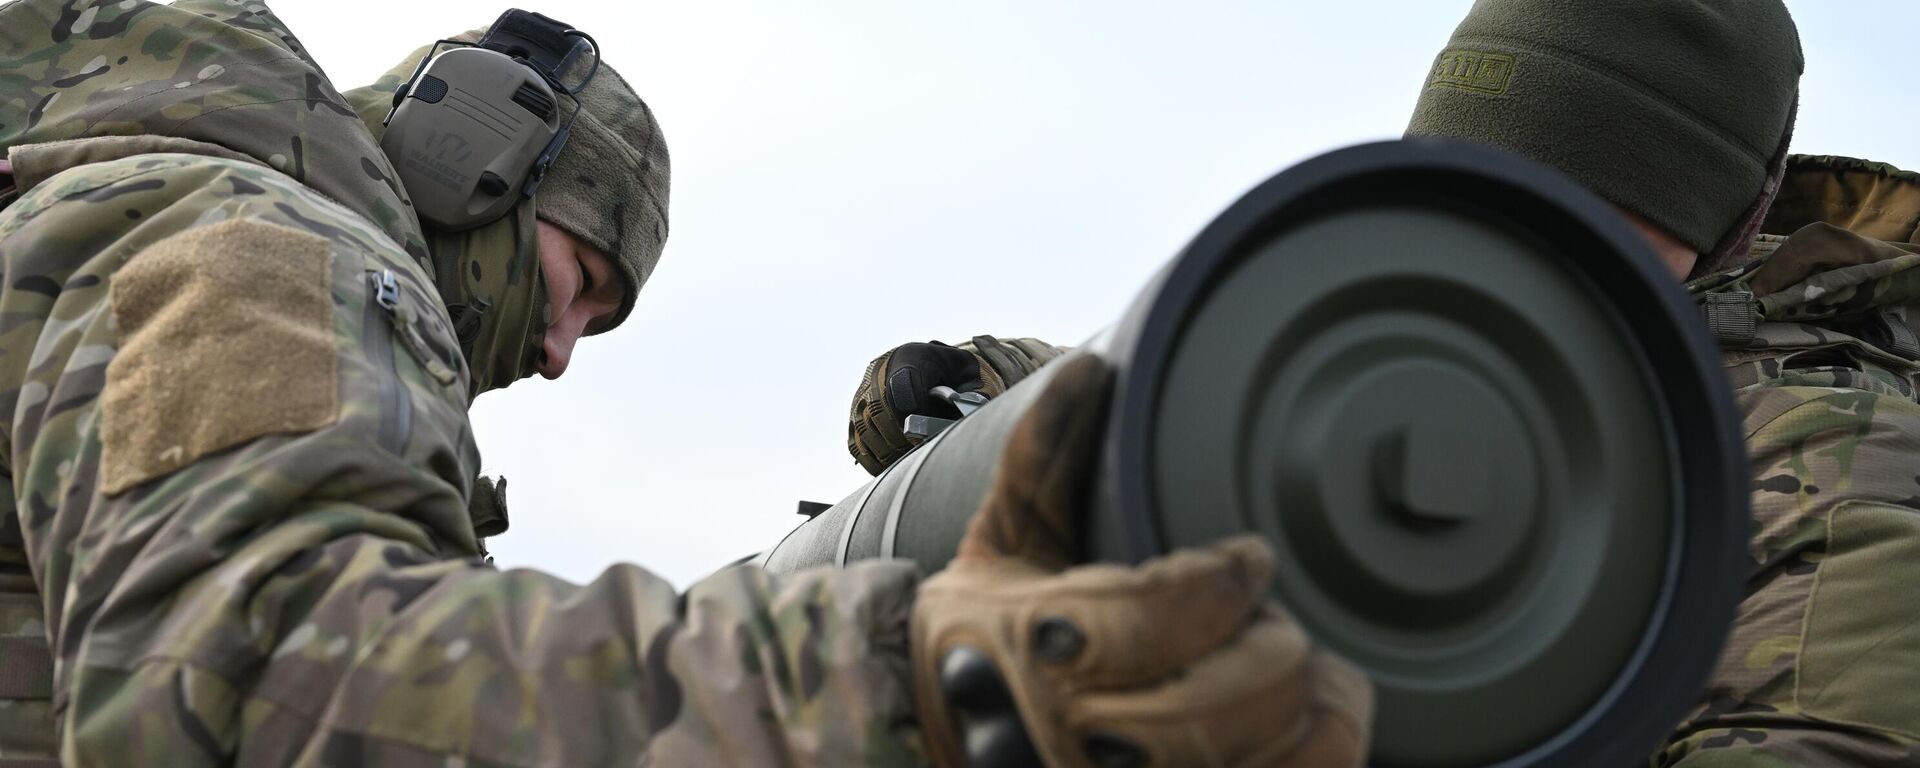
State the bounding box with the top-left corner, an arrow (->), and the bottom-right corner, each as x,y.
382,9 -> 600,231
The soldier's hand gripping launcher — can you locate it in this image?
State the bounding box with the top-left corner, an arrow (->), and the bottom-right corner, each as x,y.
762,140 -> 1748,768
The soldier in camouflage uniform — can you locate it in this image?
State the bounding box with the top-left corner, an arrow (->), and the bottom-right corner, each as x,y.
1654,155 -> 1920,766
858,1 -> 1920,765
0,1 -> 1370,766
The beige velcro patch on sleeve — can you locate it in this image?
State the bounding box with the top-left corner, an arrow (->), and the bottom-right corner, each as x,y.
102,218 -> 339,494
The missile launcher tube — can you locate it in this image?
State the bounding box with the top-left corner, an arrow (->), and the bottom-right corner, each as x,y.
761,140 -> 1748,768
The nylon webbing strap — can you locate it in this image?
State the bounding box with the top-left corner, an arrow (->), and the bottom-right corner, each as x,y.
468,475 -> 510,538
1877,309 -> 1920,360
1700,291 -> 1760,345
477,10 -> 577,75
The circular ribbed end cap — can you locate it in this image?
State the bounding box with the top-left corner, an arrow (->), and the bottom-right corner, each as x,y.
1098,139 -> 1747,768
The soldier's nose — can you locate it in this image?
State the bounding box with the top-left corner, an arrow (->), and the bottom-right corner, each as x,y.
539,334 -> 572,379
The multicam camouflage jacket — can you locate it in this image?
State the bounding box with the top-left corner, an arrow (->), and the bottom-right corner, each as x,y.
0,1 -> 924,766
1658,155 -> 1920,766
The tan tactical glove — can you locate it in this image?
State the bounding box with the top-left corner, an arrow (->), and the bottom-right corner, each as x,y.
848,336 -> 1067,475
912,355 -> 1373,768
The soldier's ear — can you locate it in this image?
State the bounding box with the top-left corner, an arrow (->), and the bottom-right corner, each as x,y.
1614,207 -> 1699,280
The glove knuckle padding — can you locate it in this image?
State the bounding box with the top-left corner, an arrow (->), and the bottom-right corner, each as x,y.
848,350 -> 914,475
1039,539 -> 1274,690
1064,620 -> 1318,763
886,365 -> 926,414
917,540 -> 1368,767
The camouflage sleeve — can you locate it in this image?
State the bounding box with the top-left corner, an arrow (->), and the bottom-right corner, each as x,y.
0,155 -> 925,766
1657,386 -> 1920,766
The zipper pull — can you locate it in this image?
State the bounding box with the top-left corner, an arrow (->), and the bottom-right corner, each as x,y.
373,269 -> 401,311
368,269 -> 460,387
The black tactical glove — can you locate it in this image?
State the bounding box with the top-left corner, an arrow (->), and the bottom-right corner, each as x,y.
847,342 -> 1007,475
884,342 -> 1000,419
848,336 -> 1071,475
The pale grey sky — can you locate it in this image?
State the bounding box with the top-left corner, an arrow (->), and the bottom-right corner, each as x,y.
274,1 -> 1920,586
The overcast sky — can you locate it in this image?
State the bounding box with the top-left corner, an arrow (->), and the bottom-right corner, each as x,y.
272,1 -> 1920,586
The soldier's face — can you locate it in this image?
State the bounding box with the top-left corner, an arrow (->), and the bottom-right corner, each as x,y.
1616,208 -> 1699,280
533,220 -> 624,379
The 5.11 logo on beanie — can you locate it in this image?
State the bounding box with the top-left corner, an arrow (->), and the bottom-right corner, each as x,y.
1430,49 -> 1516,96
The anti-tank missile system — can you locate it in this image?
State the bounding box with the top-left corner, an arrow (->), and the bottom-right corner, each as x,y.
763,140 -> 1747,768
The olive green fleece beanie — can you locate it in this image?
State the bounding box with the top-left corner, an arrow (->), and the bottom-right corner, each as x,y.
1407,0 -> 1802,257
539,64 -> 670,335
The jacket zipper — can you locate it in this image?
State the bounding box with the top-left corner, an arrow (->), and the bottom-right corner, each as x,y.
365,269 -> 413,453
